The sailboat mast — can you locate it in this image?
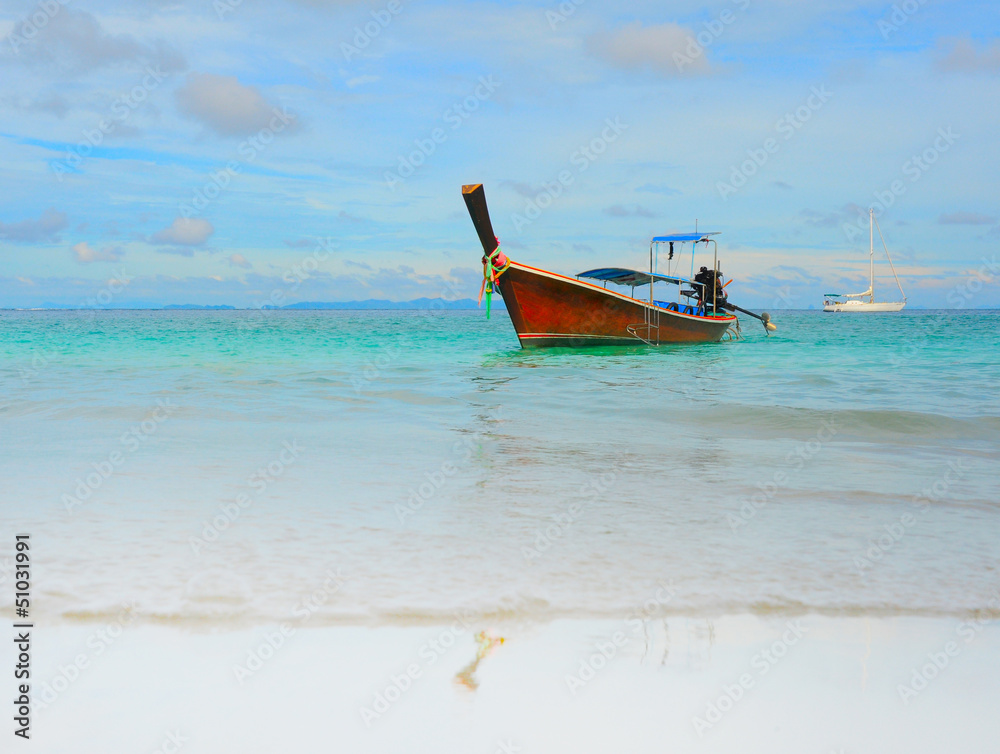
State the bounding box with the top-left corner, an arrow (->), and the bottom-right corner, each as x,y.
869,208 -> 875,303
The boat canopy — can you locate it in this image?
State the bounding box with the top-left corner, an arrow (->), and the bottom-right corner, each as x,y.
651,232 -> 720,243
578,267 -> 703,288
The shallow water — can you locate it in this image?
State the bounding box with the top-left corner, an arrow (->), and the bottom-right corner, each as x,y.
1,309 -> 998,625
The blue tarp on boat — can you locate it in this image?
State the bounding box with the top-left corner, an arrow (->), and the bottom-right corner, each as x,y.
651,232 -> 720,243
578,267 -> 705,288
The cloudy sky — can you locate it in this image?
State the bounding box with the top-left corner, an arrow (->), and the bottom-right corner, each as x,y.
0,0 -> 997,308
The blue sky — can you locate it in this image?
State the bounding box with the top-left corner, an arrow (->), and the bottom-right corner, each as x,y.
0,0 -> 997,308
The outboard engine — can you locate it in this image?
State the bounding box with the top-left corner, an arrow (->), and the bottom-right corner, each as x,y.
694,266 -> 728,310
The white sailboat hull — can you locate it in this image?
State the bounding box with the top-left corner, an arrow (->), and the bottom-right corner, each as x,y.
823,300 -> 905,312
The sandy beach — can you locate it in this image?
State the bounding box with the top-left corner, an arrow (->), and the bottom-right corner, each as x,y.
13,613 -> 998,753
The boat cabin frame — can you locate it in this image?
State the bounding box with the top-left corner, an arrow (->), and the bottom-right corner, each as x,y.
577,232 -> 727,317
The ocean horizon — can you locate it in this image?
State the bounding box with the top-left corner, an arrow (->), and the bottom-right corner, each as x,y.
7,303 -> 997,311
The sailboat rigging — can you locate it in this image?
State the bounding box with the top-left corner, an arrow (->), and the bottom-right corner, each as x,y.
823,208 -> 906,312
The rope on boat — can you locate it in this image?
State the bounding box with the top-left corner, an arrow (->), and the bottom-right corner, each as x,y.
478,237 -> 510,319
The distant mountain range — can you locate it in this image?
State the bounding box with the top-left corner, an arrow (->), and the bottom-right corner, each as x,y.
271,298 -> 492,310
163,304 -> 237,310
160,298 -> 494,310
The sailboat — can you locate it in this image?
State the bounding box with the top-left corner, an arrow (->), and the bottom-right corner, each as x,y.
823,208 -> 906,312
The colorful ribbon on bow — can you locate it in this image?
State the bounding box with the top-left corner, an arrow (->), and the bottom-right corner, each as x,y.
478,237 -> 510,319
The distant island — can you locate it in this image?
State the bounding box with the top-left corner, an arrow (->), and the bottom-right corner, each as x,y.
158,298 -> 494,310
12,298 -> 502,311
163,304 -> 237,310
265,298 -> 492,310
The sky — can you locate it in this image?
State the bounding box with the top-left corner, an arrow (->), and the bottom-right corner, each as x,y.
0,0 -> 997,309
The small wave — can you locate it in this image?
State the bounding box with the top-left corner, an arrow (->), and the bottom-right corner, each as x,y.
690,404 -> 999,442
8,600 -> 999,629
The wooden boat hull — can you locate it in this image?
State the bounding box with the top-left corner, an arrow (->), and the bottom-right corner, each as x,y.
495,261 -> 736,348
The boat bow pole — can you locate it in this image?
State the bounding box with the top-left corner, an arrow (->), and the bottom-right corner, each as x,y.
723,302 -> 777,334
462,184 -> 510,317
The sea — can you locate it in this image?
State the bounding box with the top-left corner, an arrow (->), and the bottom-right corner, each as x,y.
1,309 -> 998,628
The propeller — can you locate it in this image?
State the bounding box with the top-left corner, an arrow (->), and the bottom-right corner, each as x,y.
724,303 -> 778,334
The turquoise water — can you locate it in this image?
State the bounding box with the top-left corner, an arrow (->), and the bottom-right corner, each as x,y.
1,309 -> 998,624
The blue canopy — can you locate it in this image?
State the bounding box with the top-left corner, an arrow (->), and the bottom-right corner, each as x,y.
578,267 -> 703,288
651,232 -> 720,243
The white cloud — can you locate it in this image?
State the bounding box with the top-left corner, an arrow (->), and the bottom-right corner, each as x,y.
346,75 -> 380,87
151,218 -> 214,246
604,205 -> 656,218
72,242 -> 123,263
5,7 -> 185,74
175,72 -> 291,136
936,37 -> 1000,74
0,208 -> 68,243
228,253 -> 251,269
587,22 -> 711,76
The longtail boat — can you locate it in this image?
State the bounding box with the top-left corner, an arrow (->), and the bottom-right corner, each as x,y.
462,183 -> 775,348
